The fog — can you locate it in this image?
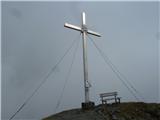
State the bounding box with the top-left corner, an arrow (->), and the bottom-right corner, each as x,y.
2,1 -> 159,120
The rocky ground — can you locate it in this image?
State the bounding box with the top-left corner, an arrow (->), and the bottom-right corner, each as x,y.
43,102 -> 160,120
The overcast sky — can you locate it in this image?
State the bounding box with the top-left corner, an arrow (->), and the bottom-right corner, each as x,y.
2,1 -> 159,120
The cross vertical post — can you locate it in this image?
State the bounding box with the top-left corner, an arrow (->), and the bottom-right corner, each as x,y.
82,12 -> 89,103
64,12 -> 101,109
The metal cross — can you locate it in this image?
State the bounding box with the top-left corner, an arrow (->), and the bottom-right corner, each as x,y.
64,12 -> 101,103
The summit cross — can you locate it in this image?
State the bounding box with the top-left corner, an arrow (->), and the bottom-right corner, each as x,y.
64,12 -> 101,106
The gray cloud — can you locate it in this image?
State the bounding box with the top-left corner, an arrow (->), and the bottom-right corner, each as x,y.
2,1 -> 159,120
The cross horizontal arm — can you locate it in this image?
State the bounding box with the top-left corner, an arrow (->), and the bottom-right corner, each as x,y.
87,30 -> 101,37
64,23 -> 82,32
64,23 -> 101,37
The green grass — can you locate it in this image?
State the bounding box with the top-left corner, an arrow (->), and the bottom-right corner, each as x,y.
43,102 -> 160,120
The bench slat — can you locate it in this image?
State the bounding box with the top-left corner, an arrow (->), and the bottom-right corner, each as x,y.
103,98 -> 116,100
100,92 -> 117,97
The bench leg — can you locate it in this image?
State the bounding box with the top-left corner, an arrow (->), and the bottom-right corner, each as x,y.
115,98 -> 117,104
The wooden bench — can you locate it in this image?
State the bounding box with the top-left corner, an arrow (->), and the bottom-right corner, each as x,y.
99,92 -> 121,104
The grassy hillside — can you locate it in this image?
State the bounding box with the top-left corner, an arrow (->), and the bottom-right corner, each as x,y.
43,102 -> 160,120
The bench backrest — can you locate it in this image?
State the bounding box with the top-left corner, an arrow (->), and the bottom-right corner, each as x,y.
100,92 -> 117,98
